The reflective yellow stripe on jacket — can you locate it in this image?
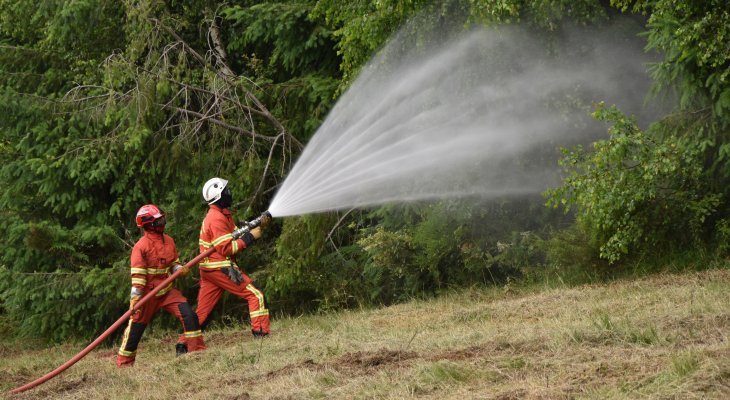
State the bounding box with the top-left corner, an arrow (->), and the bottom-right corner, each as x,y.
130,265 -> 173,296
198,260 -> 232,270
131,277 -> 147,286
199,233 -> 235,269
131,267 -> 171,275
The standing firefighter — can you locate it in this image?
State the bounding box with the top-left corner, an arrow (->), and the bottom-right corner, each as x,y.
117,204 -> 205,367
194,177 -> 270,337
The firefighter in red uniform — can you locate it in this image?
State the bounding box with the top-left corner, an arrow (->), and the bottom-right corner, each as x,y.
194,177 -> 270,337
117,204 -> 205,367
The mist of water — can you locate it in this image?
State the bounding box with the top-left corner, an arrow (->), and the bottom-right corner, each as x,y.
268,20 -> 658,218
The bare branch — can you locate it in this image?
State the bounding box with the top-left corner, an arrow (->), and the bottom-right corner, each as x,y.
151,17 -> 303,150
326,208 -> 356,243
208,16 -> 236,78
165,105 -> 278,142
247,132 -> 285,210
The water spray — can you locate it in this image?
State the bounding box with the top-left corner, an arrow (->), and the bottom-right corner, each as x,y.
267,22 -> 656,218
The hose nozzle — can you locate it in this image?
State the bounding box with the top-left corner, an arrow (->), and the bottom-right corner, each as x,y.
254,210 -> 273,228
232,211 -> 273,239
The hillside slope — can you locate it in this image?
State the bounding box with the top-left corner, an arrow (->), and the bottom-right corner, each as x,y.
2,269 -> 729,399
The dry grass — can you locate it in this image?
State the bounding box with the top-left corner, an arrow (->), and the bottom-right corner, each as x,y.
1,269 -> 729,399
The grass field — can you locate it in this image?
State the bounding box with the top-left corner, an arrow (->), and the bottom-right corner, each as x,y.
2,268 -> 729,399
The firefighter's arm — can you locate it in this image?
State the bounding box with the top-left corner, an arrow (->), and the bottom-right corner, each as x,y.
129,245 -> 147,310
209,218 -> 249,256
168,238 -> 189,276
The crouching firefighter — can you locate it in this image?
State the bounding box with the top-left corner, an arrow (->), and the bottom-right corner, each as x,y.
185,177 -> 270,340
117,204 -> 205,367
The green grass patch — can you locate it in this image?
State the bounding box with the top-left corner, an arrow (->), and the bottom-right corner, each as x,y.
671,352 -> 700,378
418,361 -> 474,385
567,311 -> 667,346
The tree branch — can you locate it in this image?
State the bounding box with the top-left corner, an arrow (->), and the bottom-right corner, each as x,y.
165,105 -> 278,142
151,17 -> 303,150
208,16 -> 236,78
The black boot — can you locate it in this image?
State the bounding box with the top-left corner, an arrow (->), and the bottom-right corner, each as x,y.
175,343 -> 188,356
252,329 -> 269,338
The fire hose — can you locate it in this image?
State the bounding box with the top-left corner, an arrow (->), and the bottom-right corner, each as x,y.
9,211 -> 271,395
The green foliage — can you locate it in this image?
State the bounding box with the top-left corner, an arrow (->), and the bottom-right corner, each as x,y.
2,0 -> 729,343
612,0 -> 730,117
263,197 -> 562,312
467,0 -> 606,29
547,104 -> 720,263
545,0 -> 730,266
713,218 -> 730,257
313,0 -> 607,85
358,226 -> 420,302
0,266 -> 127,341
543,223 -> 607,271
223,2 -> 339,78
265,214 -> 339,312
222,2 -> 341,141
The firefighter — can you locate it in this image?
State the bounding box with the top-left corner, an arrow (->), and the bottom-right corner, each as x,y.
193,177 -> 270,337
117,204 -> 205,367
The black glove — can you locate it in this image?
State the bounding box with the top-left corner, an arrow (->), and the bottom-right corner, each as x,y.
221,266 -> 243,284
232,226 -> 257,246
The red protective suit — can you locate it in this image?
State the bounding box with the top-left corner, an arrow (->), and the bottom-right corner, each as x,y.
195,204 -> 270,335
117,230 -> 205,367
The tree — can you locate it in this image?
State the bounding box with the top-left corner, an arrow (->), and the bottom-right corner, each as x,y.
547,104 -> 719,262
548,1 -> 730,263
0,0 -> 341,340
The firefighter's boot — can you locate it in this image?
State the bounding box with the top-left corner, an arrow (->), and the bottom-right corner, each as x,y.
176,343 -> 188,357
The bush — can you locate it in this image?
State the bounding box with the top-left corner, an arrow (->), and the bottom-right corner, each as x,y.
546,104 -> 720,263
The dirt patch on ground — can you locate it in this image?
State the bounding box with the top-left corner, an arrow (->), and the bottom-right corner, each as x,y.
431,344 -> 491,361
12,375 -> 88,400
265,358 -> 322,380
429,338 -> 550,363
334,349 -> 417,369
243,341 -> 555,389
234,348 -> 419,387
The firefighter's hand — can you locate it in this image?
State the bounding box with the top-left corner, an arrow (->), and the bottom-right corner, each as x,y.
130,295 -> 141,311
172,263 -> 189,277
250,226 -> 262,240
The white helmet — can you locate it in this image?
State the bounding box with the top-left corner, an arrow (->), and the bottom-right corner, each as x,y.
202,177 -> 229,204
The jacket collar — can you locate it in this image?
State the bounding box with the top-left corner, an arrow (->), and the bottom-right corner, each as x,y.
142,229 -> 164,241
210,204 -> 232,217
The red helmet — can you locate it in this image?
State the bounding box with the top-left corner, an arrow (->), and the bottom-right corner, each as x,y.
135,204 -> 165,229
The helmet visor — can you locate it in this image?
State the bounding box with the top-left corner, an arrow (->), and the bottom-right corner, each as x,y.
150,216 -> 166,227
